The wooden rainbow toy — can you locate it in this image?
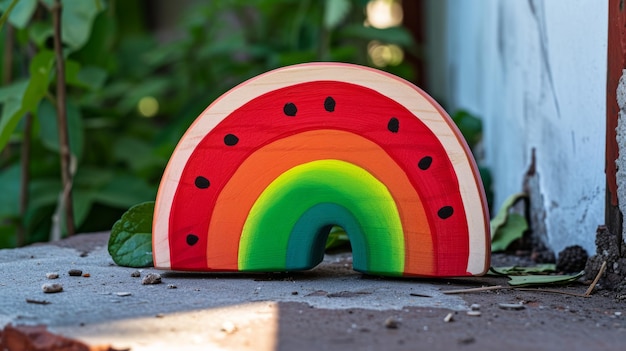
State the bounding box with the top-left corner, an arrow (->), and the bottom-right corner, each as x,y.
153,63 -> 490,277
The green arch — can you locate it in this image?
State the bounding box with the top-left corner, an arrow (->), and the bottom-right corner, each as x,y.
238,160 -> 405,275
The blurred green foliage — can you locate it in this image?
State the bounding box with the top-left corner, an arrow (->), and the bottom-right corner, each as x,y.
0,0 -> 417,247
452,109 -> 494,213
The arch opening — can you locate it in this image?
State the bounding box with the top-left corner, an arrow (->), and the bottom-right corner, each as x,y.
286,203 -> 368,272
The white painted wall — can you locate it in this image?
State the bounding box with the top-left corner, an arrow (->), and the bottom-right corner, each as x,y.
427,0 -> 607,254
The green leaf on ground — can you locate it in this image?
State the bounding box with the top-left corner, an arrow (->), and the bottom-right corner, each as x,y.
108,201 -> 154,268
490,264 -> 556,276
507,271 -> 584,287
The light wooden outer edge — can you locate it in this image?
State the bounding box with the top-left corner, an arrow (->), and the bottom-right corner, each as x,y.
153,62 -> 490,275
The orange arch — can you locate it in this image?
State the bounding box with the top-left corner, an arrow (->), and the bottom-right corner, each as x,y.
206,129 -> 435,275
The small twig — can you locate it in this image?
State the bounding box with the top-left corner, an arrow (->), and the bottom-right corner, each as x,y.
443,285 -> 589,298
52,0 -> 75,237
26,298 -> 51,305
584,261 -> 607,297
442,285 -> 504,294
514,287 -> 589,298
409,293 -> 432,298
17,113 -> 32,246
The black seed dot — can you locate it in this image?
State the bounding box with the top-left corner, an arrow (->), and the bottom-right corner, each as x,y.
186,234 -> 199,246
324,96 -> 336,112
418,156 -> 433,170
195,176 -> 210,189
284,103 -> 297,116
224,134 -> 239,146
387,117 -> 399,133
438,206 -> 454,219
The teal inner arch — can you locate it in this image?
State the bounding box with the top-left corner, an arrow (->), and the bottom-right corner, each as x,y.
286,203 -> 368,271
238,160 -> 405,276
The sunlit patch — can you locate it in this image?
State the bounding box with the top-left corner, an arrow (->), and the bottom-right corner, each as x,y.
366,0 -> 403,29
54,302 -> 279,350
138,96 -> 159,118
368,41 -> 404,67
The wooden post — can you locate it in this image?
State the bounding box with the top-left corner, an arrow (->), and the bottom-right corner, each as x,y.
606,0 -> 625,242
52,0 -> 75,237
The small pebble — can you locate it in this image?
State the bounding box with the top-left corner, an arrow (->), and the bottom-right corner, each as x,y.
221,321 -> 237,334
615,311 -> 622,317
470,304 -> 481,311
384,317 -> 399,329
68,269 -> 82,277
116,292 -> 132,297
444,312 -> 454,323
42,283 -> 63,293
82,273 -> 90,278
46,272 -> 59,279
130,271 -> 141,278
142,273 -> 162,285
466,310 -> 482,317
156,313 -> 164,318
167,284 -> 177,289
291,291 -> 299,295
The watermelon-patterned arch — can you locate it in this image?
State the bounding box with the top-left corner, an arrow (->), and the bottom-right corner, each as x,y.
153,63 -> 490,277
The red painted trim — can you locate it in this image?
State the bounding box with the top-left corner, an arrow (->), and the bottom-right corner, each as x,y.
607,0 -> 626,207
606,0 -> 626,236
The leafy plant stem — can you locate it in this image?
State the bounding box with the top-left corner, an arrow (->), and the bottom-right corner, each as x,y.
0,0 -> 18,32
2,25 -> 14,85
17,113 -> 32,246
0,25 -> 14,164
52,0 -> 75,237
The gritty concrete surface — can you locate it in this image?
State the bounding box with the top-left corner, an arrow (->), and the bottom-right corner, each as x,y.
615,69 -> 626,245
1,233 -> 625,351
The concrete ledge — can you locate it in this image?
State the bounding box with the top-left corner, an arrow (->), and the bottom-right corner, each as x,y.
1,233 -> 624,351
